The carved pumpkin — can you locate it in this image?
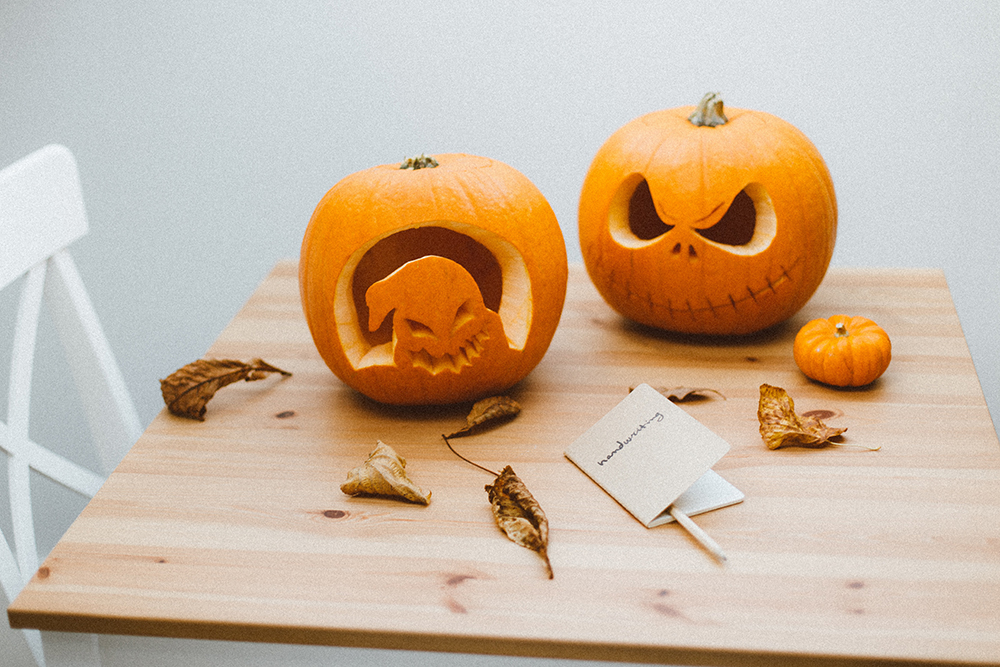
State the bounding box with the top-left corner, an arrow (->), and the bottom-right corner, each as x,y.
300,154 -> 568,405
579,93 -> 837,335
794,315 -> 891,387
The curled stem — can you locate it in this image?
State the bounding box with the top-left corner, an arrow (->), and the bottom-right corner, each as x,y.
442,434 -> 499,476
688,92 -> 728,127
400,154 -> 439,169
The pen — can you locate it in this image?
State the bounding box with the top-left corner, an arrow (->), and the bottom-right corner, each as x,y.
668,505 -> 728,563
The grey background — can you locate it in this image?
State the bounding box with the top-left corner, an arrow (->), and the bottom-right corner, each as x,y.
2,1 -> 998,664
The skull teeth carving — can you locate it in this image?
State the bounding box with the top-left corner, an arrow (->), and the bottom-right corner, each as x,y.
409,330 -> 490,374
366,255 -> 506,376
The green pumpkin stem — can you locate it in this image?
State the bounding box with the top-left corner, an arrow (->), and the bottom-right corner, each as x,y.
400,154 -> 439,170
688,92 -> 728,127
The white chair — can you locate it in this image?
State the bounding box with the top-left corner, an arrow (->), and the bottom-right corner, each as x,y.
1,144 -> 143,666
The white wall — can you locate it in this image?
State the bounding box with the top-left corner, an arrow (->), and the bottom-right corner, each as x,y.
1,1 -> 998,663
3,1 -> 998,432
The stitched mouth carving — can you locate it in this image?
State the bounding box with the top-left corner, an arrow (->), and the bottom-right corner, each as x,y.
646,258 -> 800,320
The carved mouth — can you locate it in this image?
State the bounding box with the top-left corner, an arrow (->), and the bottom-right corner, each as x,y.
404,330 -> 490,374
647,258 -> 800,321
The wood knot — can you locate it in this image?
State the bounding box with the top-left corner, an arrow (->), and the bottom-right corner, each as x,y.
275,410 -> 296,419
803,409 -> 843,420
36,566 -> 50,579
323,509 -> 347,519
445,574 -> 476,587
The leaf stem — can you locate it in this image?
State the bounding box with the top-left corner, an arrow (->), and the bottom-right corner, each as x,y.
442,434 -> 499,476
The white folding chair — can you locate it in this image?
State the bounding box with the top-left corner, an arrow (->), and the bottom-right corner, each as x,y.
1,144 -> 143,666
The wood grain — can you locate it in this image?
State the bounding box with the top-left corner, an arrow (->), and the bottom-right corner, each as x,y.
9,263 -> 1000,666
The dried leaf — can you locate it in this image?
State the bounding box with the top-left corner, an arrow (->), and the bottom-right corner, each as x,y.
160,358 -> 291,420
341,441 -> 431,505
485,466 -> 552,579
757,383 -> 871,450
445,395 -> 521,438
638,386 -> 726,402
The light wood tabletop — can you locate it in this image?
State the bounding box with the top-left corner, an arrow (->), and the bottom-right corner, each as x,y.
9,262 -> 1000,666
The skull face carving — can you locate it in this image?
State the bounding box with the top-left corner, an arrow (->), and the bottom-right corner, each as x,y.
579,97 -> 837,335
299,153 -> 568,405
366,255 -> 504,375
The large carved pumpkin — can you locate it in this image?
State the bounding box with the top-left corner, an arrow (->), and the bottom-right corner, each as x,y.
579,94 -> 837,335
300,154 -> 568,405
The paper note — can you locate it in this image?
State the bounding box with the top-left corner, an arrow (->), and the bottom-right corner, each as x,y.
564,383 -> 742,528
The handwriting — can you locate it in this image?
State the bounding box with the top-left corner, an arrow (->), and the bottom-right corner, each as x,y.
598,412 -> 664,466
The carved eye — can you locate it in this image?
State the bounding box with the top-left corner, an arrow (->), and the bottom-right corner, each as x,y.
628,179 -> 673,240
451,300 -> 475,334
405,319 -> 436,338
611,177 -> 775,255
697,183 -> 777,255
696,189 -> 756,246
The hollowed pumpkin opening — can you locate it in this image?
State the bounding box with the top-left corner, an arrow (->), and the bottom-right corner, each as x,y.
353,226 -> 503,348
336,222 -> 532,370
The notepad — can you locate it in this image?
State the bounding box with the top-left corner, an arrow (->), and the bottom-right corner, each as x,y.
564,383 -> 744,528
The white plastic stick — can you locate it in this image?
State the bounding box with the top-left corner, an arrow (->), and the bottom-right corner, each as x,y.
668,505 -> 727,563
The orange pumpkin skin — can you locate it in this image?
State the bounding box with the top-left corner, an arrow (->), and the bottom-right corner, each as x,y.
579,99 -> 837,335
300,153 -> 568,405
794,315 -> 891,387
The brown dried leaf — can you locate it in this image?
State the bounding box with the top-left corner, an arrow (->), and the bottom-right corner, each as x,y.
638,386 -> 726,402
757,383 -> 856,450
340,441 -> 431,505
445,395 -> 521,438
160,358 -> 291,420
485,466 -> 552,579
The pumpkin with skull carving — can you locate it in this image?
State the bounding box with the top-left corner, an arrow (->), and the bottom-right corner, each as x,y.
579,94 -> 837,335
300,154 -> 568,405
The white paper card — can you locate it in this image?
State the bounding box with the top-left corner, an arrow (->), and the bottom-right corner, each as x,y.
564,383 -> 742,528
646,469 -> 745,527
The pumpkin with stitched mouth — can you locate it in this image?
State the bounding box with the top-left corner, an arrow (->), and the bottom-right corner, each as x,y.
300,154 -> 568,405
579,93 -> 837,335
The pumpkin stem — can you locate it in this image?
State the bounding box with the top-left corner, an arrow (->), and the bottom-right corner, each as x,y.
688,92 -> 728,127
400,154 -> 439,170
834,322 -> 849,337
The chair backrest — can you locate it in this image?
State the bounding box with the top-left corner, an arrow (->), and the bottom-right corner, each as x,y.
1,144 -> 143,666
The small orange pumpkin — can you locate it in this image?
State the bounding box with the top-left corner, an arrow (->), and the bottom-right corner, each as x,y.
299,153 -> 568,405
793,315 -> 891,387
579,93 -> 837,335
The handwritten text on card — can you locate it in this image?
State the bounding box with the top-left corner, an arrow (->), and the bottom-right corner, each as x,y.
598,411 -> 664,466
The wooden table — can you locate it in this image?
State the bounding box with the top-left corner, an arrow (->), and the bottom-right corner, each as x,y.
9,262 -> 1000,666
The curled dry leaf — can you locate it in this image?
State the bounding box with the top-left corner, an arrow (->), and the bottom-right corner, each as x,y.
485,466 -> 553,579
757,384 -> 876,450
160,358 -> 291,421
341,441 -> 431,505
637,386 -> 726,402
445,395 -> 521,438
